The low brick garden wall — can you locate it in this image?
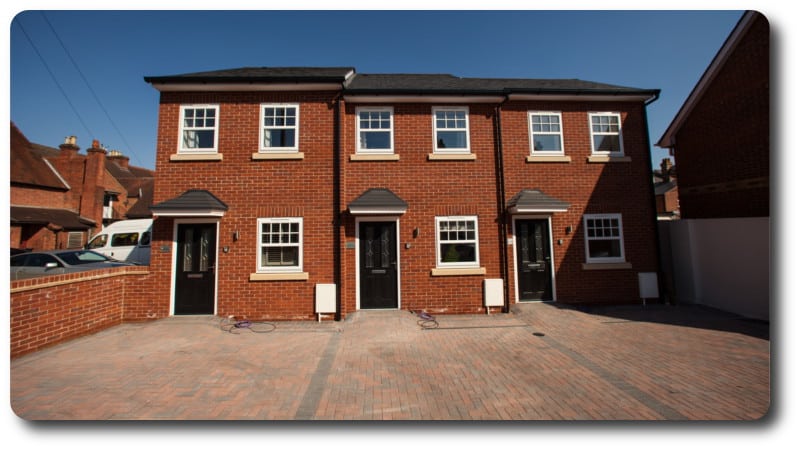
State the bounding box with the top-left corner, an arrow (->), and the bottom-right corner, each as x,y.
10,266 -> 150,358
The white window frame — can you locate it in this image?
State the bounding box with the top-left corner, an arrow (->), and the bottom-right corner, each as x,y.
356,107 -> 394,154
583,213 -> 626,264
260,103 -> 299,152
435,216 -> 480,268
588,112 -> 624,156
256,218 -> 303,273
178,104 -> 220,154
432,106 -> 470,154
529,111 -> 565,155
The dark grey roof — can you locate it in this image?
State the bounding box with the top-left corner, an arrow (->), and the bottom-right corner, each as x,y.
507,189 -> 570,212
348,188 -> 408,210
10,206 -> 95,230
144,66 -> 658,98
654,180 -> 677,196
144,67 -> 355,84
150,190 -> 228,213
345,73 -> 658,97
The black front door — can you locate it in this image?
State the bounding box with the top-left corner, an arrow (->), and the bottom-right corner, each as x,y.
359,221 -> 398,309
174,223 -> 216,315
516,219 -> 553,301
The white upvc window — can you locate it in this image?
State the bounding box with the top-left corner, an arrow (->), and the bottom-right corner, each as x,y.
179,104 -> 219,153
257,218 -> 303,273
260,104 -> 299,152
583,213 -> 626,263
356,107 -> 394,154
529,111 -> 564,154
436,216 -> 480,268
433,106 -> 470,154
589,112 -> 624,156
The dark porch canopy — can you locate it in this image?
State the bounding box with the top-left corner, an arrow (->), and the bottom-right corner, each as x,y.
150,189 -> 229,217
507,189 -> 570,214
348,188 -> 408,215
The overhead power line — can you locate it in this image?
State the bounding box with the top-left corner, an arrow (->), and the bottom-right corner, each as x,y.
40,11 -> 145,167
15,19 -> 95,140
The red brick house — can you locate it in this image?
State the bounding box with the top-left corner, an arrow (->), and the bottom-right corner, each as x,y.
144,67 -> 660,320
656,11 -> 768,219
654,11 -> 769,320
653,158 -> 679,220
10,122 -> 154,251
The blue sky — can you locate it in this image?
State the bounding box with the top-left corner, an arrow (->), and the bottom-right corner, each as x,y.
8,9 -> 747,170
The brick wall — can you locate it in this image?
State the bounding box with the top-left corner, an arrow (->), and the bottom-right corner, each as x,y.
150,91 -> 338,320
501,101 -> 659,304
147,90 -> 660,319
341,103 -> 502,315
10,266 -> 151,358
673,12 -> 769,219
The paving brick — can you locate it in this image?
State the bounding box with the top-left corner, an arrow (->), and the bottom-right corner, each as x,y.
10,303 -> 769,420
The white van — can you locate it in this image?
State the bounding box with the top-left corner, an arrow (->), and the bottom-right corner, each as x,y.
87,218 -> 152,265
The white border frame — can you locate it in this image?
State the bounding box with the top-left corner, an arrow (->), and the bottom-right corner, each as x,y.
259,103 -> 300,153
582,213 -> 627,264
178,104 -> 220,154
432,106 -> 471,154
355,106 -> 394,154
511,215 -> 557,303
170,218 -> 220,316
588,112 -> 624,156
435,215 -> 480,269
355,216 -> 401,311
528,111 -> 565,156
255,217 -> 304,274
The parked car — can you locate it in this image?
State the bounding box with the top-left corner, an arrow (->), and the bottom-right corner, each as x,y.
86,218 -> 152,265
9,249 -> 136,280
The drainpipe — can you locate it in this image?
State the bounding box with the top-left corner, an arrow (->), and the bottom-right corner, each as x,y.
641,92 -> 667,304
333,92 -> 343,321
493,98 -> 510,313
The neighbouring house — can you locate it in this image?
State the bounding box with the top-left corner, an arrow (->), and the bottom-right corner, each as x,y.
142,66 -> 660,320
653,158 -> 679,220
9,122 -> 155,251
656,10 -> 769,320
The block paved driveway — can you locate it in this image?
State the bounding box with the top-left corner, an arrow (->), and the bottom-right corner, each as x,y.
10,303 -> 770,420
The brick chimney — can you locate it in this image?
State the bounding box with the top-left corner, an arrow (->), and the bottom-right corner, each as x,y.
660,158 -> 673,182
59,135 -> 80,159
79,139 -> 107,225
107,149 -> 130,170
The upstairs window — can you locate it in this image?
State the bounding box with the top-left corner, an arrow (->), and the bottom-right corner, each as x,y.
589,112 -> 623,155
583,214 -> 626,263
179,105 -> 219,153
357,107 -> 393,153
529,112 -> 564,154
261,104 -> 299,152
433,107 -> 470,153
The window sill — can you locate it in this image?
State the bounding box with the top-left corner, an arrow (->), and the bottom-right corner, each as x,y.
526,155 -> 572,163
581,262 -> 632,271
430,267 -> 486,277
249,272 -> 309,281
170,153 -> 223,161
586,155 -> 631,163
252,152 -> 304,160
428,153 -> 476,161
350,154 -> 400,161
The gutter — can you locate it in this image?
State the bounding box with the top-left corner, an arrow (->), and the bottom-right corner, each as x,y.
333,92 -> 343,321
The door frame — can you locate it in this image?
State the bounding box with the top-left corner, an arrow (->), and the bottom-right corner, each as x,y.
355,216 -> 401,310
511,215 -> 557,303
170,218 -> 220,316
